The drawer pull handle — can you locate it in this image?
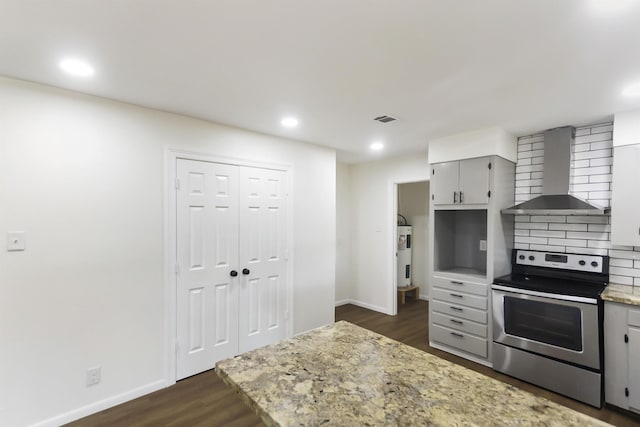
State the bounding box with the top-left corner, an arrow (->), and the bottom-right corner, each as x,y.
450,281 -> 464,285
450,306 -> 463,311
450,332 -> 464,338
450,293 -> 464,298
450,319 -> 463,325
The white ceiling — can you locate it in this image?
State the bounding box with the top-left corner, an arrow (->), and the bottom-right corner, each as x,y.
1,0 -> 640,163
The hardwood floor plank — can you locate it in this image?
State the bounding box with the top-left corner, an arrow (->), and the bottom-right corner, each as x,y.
67,300 -> 640,426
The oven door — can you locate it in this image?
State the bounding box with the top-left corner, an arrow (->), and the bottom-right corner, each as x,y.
492,285 -> 600,370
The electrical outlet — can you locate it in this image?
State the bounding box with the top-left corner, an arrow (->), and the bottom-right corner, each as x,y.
86,366 -> 101,386
479,240 -> 487,251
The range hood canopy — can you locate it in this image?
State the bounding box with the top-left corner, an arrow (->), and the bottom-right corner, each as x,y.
502,126 -> 609,216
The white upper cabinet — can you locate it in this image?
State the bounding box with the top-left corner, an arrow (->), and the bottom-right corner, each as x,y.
611,144 -> 640,246
431,157 -> 491,205
613,110 -> 640,147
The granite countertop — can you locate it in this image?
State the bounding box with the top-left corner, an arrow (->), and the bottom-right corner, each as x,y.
601,283 -> 640,306
216,321 -> 610,426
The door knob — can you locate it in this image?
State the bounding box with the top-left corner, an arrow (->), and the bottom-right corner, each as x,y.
242,268 -> 250,275
230,270 -> 238,277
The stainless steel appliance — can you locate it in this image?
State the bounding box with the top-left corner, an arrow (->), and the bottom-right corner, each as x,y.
492,249 -> 609,408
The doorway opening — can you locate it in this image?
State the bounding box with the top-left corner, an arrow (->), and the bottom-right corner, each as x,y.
394,180 -> 430,313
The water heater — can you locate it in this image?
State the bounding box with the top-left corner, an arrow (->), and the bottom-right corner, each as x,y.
397,225 -> 412,287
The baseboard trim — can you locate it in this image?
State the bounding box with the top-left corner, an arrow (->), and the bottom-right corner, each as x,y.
30,379 -> 168,427
335,299 -> 392,315
334,299 -> 351,307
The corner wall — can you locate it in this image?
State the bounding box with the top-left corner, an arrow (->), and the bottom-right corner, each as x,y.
0,77 -> 336,426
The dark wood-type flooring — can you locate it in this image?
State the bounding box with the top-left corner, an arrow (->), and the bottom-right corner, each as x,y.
67,300 -> 640,426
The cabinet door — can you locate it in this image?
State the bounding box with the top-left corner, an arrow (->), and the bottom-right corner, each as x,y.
629,326 -> 640,411
604,302 -> 630,408
459,157 -> 491,205
431,161 -> 459,205
611,144 -> 640,246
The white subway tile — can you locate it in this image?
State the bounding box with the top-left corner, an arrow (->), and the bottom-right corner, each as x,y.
529,135 -> 544,143
530,244 -> 567,252
548,238 -> 586,247
589,174 -> 612,183
610,258 -> 633,268
530,215 -> 566,223
567,216 -> 609,224
549,223 -> 588,231
531,171 -> 544,180
572,182 -> 610,192
610,266 -> 640,277
575,128 -> 591,137
515,187 -> 531,194
609,275 -> 634,285
518,143 -> 533,152
609,249 -> 640,260
516,164 -> 544,173
565,246 -> 608,256
588,224 -> 611,232
571,191 -> 590,199
515,236 -> 548,245
515,229 -> 530,236
590,124 -> 613,134
518,157 -> 532,166
531,156 -> 545,165
515,195 -> 531,203
572,165 -> 610,176
514,243 -> 530,250
590,140 -> 613,151
574,149 -> 612,161
515,222 -> 548,230
515,173 -> 531,181
515,215 -> 530,222
530,186 -> 543,194
532,141 -> 544,150
518,149 -> 544,159
587,191 -> 611,200
575,131 -> 612,144
635,277 -> 640,286
519,179 -> 543,187
572,159 -> 590,168
573,143 -> 590,153
588,240 -> 612,249
518,135 -> 532,143
571,176 -> 589,185
589,157 -> 613,167
588,199 -> 610,208
530,230 -> 566,238
567,231 -> 609,240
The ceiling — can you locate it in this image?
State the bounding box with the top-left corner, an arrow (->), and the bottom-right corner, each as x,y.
1,0 -> 640,163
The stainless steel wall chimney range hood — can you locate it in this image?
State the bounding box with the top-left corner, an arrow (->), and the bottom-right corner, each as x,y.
502,126 -> 610,216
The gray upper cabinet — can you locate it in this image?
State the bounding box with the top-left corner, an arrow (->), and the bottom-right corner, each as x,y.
611,144 -> 640,246
431,157 -> 491,205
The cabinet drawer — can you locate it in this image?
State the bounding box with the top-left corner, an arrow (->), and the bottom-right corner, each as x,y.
432,288 -> 487,310
431,300 -> 488,324
431,312 -> 488,338
629,309 -> 640,327
433,276 -> 487,296
431,324 -> 488,358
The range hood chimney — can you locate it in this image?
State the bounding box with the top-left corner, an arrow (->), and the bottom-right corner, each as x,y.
502,126 -> 609,216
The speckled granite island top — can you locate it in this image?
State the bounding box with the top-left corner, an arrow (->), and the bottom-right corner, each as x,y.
216,321 -> 610,427
601,283 -> 640,306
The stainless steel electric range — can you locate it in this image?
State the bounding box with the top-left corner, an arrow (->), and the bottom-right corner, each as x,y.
491,249 -> 609,408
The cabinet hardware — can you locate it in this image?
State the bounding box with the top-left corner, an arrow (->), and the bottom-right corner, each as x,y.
450,332 -> 464,338
449,293 -> 464,298
625,334 -> 629,343
459,191 -> 464,203
450,306 -> 463,311
432,169 -> 435,175
230,270 -> 238,277
450,319 -> 463,325
488,162 -> 492,170
453,191 -> 458,204
450,281 -> 464,285
487,190 -> 491,198
242,268 -> 250,275
432,194 -> 434,201
626,387 -> 629,397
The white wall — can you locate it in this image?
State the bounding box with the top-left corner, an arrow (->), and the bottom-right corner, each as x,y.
335,162 -> 352,304
349,153 -> 429,314
398,181 -> 430,296
0,77 -> 336,427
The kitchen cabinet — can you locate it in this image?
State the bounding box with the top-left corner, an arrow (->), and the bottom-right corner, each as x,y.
428,155 -> 515,366
604,301 -> 640,413
431,157 -> 491,205
611,144 -> 640,246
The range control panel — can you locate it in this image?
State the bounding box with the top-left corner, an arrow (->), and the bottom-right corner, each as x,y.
515,250 -> 605,273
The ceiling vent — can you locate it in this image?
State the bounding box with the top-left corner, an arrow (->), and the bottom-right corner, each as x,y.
373,115 -> 397,123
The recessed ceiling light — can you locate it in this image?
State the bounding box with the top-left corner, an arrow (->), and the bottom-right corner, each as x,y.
59,58 -> 94,77
622,82 -> 640,97
370,142 -> 384,151
281,117 -> 298,127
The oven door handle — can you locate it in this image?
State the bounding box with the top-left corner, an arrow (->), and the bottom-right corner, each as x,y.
491,284 -> 598,304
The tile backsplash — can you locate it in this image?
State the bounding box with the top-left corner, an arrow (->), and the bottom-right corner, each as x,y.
513,122 -> 640,286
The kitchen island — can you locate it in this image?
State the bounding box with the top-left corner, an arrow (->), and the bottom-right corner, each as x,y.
216,321 -> 609,426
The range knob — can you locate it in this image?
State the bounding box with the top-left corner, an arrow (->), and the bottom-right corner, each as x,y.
528,255 -> 535,261
519,255 -> 525,260
591,261 -> 598,267
579,260 -> 586,266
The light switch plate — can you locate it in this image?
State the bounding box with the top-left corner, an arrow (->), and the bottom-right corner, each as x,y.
7,231 -> 26,251
479,240 -> 487,251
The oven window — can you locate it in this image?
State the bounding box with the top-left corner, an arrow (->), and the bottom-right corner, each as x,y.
504,297 -> 583,351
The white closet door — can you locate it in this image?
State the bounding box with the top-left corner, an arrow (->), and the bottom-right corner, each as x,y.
176,159 -> 239,380
238,167 -> 288,353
